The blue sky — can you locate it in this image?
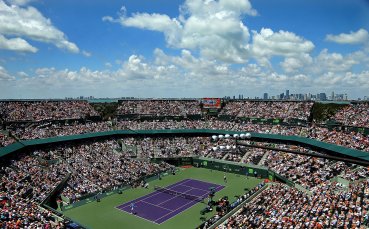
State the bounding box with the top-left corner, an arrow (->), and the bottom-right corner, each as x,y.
0,0 -> 368,99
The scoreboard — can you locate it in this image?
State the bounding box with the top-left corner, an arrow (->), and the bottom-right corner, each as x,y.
201,98 -> 221,108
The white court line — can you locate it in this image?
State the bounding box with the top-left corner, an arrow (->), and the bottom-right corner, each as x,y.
116,178 -> 223,224
157,187 -> 195,206
154,192 -> 209,223
117,179 -> 192,208
140,200 -> 173,212
178,183 -> 211,193
187,178 -> 225,187
115,179 -> 194,224
114,205 -> 161,225
154,180 -> 226,223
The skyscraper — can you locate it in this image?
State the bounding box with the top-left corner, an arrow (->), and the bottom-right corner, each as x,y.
319,93 -> 327,101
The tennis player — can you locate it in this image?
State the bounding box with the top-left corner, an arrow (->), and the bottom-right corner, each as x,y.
130,202 -> 136,214
223,173 -> 227,183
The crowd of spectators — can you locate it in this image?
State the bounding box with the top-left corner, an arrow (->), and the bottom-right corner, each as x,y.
120,135 -> 253,160
224,151 -> 244,162
206,139 -> 367,191
0,101 -> 99,122
0,137 -> 175,226
0,153 -> 69,228
218,181 -> 369,229
2,99 -> 369,228
206,147 -> 242,160
117,100 -> 201,116
263,151 -> 348,190
31,140 -> 174,202
341,167 -> 369,182
220,137 -> 366,189
3,118 -> 369,157
120,136 -> 265,165
199,183 -> 266,229
116,120 -> 205,130
0,195 -> 62,228
117,120 -> 369,152
310,127 -> 369,152
0,99 -> 367,156
240,148 -> 266,165
116,119 -> 309,133
135,137 -> 211,158
117,135 -> 367,193
4,119 -> 308,142
334,103 -> 369,128
0,133 -> 15,147
14,122 -> 112,140
220,101 -> 313,121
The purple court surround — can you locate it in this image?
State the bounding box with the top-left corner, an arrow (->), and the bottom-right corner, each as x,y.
116,178 -> 224,224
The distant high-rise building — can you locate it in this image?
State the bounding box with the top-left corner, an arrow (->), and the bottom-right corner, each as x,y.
336,94 -> 344,100
263,93 -> 268,100
286,90 -> 290,99
319,93 -> 327,101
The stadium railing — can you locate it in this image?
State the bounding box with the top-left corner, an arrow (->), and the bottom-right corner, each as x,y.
2,128 -> 369,165
41,173 -> 71,208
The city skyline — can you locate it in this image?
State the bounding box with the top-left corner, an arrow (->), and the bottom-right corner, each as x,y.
0,0 -> 368,99
259,89 -> 350,101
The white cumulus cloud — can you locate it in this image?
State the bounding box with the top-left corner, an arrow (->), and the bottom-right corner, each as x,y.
0,0 -> 79,53
104,0 -> 257,63
0,65 -> 15,80
252,28 -> 314,68
1,48 -> 369,99
312,49 -> 359,73
252,28 -> 314,56
0,34 -> 37,52
82,50 -> 92,57
326,29 -> 369,45
5,0 -> 35,6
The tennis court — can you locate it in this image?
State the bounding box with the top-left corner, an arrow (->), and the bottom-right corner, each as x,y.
116,178 -> 224,224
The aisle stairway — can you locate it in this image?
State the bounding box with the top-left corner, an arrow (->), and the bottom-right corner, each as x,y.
258,152 -> 270,166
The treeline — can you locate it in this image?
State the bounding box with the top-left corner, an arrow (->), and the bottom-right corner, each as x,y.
91,103 -> 118,121
310,103 -> 347,122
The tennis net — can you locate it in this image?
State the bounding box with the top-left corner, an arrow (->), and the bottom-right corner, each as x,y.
154,186 -> 207,202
